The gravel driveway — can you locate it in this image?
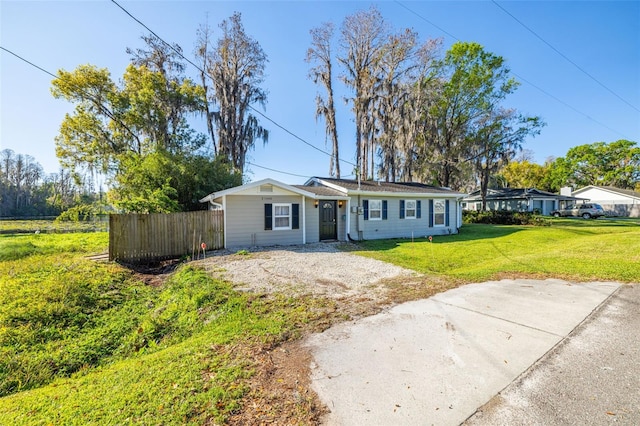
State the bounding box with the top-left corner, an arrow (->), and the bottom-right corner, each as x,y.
196,242 -> 418,300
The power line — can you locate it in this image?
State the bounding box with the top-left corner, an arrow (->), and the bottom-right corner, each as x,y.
492,0 -> 640,114
394,0 -> 632,139
0,45 -> 333,181
393,0 -> 459,42
0,46 -> 57,78
0,45 -> 144,144
109,0 -> 357,169
246,162 -> 313,179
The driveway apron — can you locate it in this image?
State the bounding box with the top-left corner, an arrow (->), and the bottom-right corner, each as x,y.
305,279 -> 620,425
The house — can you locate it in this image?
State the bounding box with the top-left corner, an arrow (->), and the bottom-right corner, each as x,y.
199,177 -> 465,249
567,186 -> 640,217
463,188 -> 583,216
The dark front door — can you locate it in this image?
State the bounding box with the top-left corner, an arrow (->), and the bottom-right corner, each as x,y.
319,200 -> 337,241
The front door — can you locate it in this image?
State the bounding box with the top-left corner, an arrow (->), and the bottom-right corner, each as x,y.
319,200 -> 337,241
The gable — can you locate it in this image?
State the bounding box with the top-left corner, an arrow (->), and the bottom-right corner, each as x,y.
200,178 -> 316,204
573,186 -> 640,202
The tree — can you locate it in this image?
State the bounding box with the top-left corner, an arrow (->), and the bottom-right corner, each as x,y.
338,6 -> 387,180
564,140 -> 640,189
423,42 -> 520,189
542,140 -> 640,191
374,31 -> 441,182
0,149 -> 79,217
469,109 -> 544,209
499,160 -> 549,190
375,28 -> 419,182
307,22 -> 340,178
52,35 -> 228,212
197,12 -> 269,176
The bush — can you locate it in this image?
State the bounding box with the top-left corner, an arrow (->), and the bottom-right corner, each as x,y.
56,203 -> 108,222
463,210 -> 551,226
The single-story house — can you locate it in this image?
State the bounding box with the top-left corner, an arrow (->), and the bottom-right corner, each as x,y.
200,177 -> 465,249
463,188 -> 584,216
566,186 -> 640,217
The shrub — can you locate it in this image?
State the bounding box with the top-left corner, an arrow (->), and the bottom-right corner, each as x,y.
56,204 -> 106,222
463,210 -> 550,226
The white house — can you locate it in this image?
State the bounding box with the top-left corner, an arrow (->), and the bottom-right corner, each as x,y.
200,177 -> 466,249
569,186 -> 640,217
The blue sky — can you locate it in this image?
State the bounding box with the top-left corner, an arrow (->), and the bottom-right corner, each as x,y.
1,0 -> 639,185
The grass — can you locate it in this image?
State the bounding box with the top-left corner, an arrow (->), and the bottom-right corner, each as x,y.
1,218 -> 638,424
353,218 -> 640,283
0,230 -> 336,424
0,219 -> 108,234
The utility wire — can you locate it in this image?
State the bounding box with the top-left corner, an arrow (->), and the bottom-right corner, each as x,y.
492,0 -> 639,114
0,45 -> 337,181
394,0 -> 459,41
1,46 -> 57,78
0,46 -> 292,179
394,0 -> 632,139
1,45 -> 145,144
246,162 -> 312,179
110,0 -> 357,168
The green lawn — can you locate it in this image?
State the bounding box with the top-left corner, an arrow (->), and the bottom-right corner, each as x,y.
0,231 -> 333,424
354,218 -> 640,283
0,219 -> 108,234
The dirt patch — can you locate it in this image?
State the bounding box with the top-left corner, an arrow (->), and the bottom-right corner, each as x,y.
119,258 -> 184,287
227,341 -> 327,425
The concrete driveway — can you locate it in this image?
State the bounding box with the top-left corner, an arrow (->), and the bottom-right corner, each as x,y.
305,279 -> 621,425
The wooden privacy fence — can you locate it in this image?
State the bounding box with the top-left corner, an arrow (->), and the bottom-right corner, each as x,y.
109,210 -> 224,262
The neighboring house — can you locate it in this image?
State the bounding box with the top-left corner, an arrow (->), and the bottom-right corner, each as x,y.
463,188 -> 583,216
200,177 -> 465,249
568,186 -> 640,217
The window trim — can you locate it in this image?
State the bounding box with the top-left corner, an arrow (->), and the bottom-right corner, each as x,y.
405,199 -> 417,219
273,203 -> 292,230
368,199 -> 383,221
433,199 -> 446,227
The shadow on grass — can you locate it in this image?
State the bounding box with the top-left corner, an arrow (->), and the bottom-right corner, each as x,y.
347,218 -> 639,253
349,223 -> 525,252
552,217 -> 640,227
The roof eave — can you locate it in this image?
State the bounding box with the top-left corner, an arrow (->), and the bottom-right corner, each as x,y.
348,189 -> 466,198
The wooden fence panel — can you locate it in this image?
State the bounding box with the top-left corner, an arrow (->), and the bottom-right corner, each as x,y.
109,211 -> 224,262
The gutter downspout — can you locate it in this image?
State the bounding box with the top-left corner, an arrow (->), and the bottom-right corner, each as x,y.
345,198 -> 351,241
222,195 -> 227,249
357,194 -> 361,240
302,196 -> 306,244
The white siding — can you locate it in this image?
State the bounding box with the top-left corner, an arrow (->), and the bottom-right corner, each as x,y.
225,194 -> 304,248
574,187 -> 640,204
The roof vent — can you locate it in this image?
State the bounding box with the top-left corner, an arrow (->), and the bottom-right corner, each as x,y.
259,184 -> 273,193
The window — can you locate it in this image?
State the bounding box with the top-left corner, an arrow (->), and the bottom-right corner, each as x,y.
405,200 -> 416,219
369,200 -> 382,220
265,203 -> 299,231
273,203 -> 291,230
434,199 -> 446,226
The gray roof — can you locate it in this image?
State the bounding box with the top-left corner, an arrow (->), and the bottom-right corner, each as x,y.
309,177 -> 461,195
464,188 -> 582,201
291,185 -> 347,197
